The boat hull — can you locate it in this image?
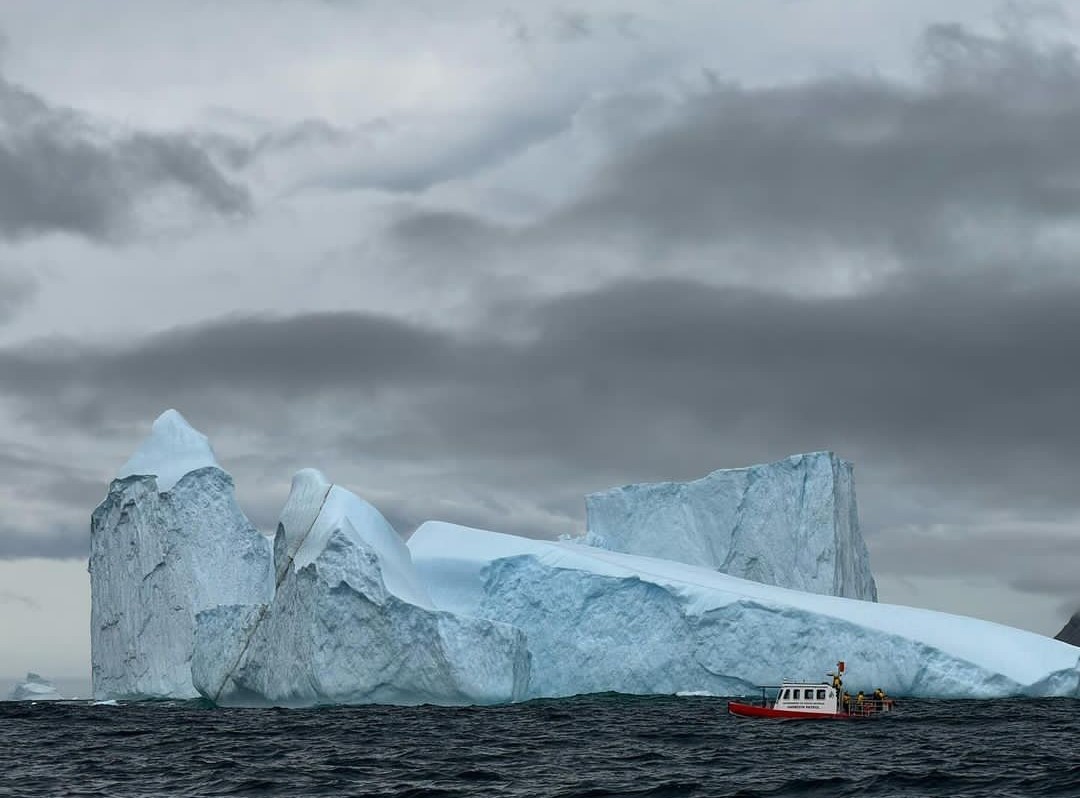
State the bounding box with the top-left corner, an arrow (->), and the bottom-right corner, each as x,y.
727,701 -> 867,720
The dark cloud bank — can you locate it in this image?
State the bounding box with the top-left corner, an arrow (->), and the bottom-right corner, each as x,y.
1,272 -> 1078,564
558,20 -> 1080,262
0,69 -> 249,242
380,18 -> 1080,302
7,276 -> 1078,496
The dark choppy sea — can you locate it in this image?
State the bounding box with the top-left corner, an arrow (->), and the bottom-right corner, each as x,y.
1,695 -> 1078,797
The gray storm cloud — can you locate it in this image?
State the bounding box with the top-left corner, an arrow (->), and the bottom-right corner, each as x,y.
0,267 -> 34,324
0,271 -> 1077,549
376,18 -> 1080,297
0,71 -> 250,241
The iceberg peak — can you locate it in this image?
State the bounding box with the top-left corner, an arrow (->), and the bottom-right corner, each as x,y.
116,409 -> 220,492
274,468 -> 434,609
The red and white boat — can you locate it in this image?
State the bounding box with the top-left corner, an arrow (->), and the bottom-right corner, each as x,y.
727,662 -> 894,721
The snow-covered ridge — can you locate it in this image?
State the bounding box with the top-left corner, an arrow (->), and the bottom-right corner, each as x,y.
275,468 -> 434,609
584,451 -> 877,601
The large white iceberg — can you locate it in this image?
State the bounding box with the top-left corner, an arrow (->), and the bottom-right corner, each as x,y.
91,411 -> 1078,706
192,469 -> 530,707
9,673 -> 63,701
409,522 -> 1080,699
584,452 -> 877,600
89,410 -> 275,700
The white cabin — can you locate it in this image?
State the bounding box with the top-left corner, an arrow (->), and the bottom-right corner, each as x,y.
772,682 -> 839,714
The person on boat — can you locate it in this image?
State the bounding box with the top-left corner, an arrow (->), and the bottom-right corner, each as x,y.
831,672 -> 842,693
873,687 -> 885,708
856,691 -> 865,712
842,691 -> 851,712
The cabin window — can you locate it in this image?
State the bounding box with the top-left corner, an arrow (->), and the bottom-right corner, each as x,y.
791,689 -> 800,700
817,689 -> 826,700
782,689 -> 790,699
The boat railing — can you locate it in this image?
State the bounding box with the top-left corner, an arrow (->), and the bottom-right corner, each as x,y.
843,698 -> 894,716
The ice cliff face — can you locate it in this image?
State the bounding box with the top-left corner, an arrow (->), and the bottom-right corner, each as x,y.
409,522 -> 1080,700
584,452 -> 877,601
89,411 -> 275,700
192,470 -> 530,707
9,673 -> 63,701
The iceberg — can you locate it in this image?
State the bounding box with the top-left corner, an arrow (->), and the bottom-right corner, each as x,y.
89,410 -> 275,700
91,410 -> 1075,706
409,522 -> 1080,699
192,469 -> 530,707
584,452 -> 877,600
9,673 -> 63,701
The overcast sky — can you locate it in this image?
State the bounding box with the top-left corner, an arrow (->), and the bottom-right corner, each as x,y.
1,0 -> 1079,686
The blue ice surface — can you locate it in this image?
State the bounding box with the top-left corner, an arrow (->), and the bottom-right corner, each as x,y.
585,451 -> 877,601
410,522 -> 1080,700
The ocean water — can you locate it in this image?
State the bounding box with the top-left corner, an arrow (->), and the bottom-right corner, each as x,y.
1,695 -> 1078,797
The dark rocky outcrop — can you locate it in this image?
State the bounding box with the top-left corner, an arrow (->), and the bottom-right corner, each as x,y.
1054,611 -> 1080,647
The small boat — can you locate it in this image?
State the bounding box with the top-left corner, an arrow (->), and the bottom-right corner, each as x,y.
727,661 -> 894,721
